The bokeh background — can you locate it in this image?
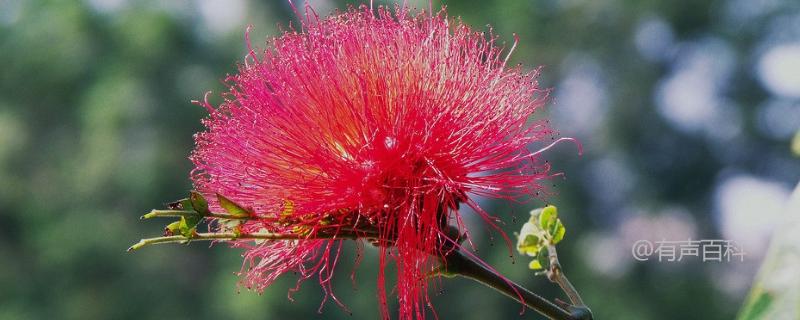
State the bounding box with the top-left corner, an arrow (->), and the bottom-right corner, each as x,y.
1,0 -> 799,319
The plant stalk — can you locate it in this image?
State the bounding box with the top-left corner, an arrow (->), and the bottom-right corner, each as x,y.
141,209 -> 251,221
547,244 -> 586,308
443,249 -> 589,320
127,230 -> 380,252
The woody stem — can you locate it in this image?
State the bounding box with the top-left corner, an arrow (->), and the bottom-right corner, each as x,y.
547,244 -> 586,307
443,249 -> 591,320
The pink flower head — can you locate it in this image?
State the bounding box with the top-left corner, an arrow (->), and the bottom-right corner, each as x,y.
191,3 -> 554,319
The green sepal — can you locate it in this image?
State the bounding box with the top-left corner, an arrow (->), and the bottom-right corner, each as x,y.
164,220 -> 181,236
189,191 -> 210,216
180,199 -> 193,211
216,194 -> 250,217
166,198 -> 193,211
178,215 -> 201,237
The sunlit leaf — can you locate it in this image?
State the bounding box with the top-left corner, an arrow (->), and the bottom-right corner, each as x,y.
551,220 -> 566,244
538,205 -> 558,233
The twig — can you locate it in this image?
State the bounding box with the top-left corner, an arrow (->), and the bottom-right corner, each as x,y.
127,230 -> 381,252
443,249 -> 585,320
546,244 -> 591,319
140,209 -> 252,221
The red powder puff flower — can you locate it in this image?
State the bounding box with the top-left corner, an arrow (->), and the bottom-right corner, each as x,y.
190,3 -> 556,319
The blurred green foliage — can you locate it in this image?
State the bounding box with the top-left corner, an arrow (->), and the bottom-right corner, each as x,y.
1,0 -> 798,319
738,184 -> 800,320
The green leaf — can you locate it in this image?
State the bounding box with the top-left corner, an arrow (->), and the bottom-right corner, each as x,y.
551,219 -> 566,244
516,221 -> 545,256
536,246 -> 550,270
189,191 -> 210,215
517,233 -> 542,256
216,194 -> 250,217
538,205 -> 558,232
739,289 -> 773,320
518,205 -> 568,275
737,183 -> 800,319
528,259 -> 543,270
